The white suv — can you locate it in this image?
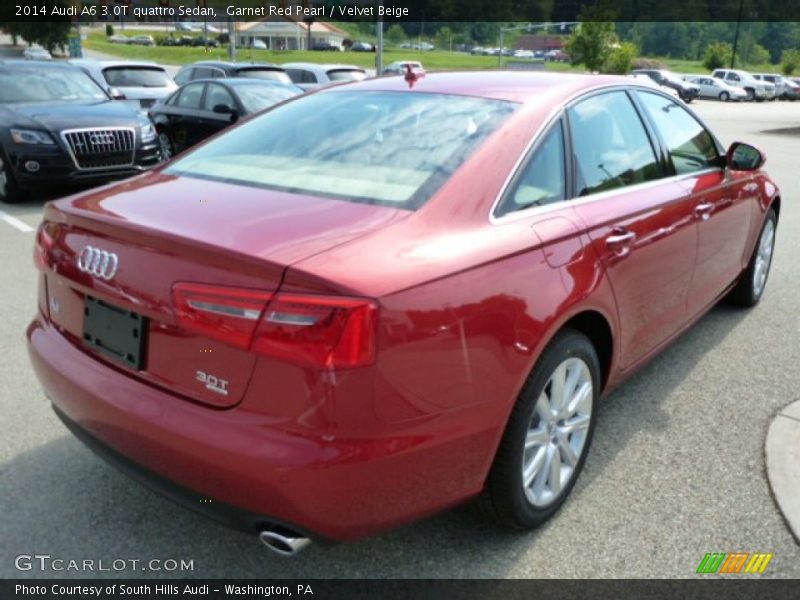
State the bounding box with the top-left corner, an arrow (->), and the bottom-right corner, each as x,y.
711,69 -> 775,101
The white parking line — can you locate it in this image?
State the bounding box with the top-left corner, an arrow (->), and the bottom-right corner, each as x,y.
0,210 -> 35,233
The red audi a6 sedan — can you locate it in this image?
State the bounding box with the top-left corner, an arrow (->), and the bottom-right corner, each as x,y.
28,72 -> 779,555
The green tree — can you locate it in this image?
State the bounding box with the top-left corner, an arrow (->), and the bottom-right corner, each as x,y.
566,21 -> 617,72
435,26 -> 454,52
385,24 -> 406,46
604,42 -> 638,74
3,18 -> 70,54
742,43 -> 770,67
703,41 -> 733,71
781,48 -> 800,75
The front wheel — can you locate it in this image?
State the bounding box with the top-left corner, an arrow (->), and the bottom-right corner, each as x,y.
719,91 -> 730,102
0,154 -> 22,204
729,208 -> 777,307
481,329 -> 600,529
158,131 -> 174,161
745,88 -> 755,101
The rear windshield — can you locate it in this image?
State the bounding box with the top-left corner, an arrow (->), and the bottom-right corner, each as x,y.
165,91 -> 516,210
0,66 -> 106,103
234,68 -> 292,84
326,69 -> 367,82
103,66 -> 171,88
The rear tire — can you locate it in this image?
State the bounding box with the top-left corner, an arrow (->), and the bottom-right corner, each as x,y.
158,131 -> 174,161
481,329 -> 600,530
729,208 -> 777,308
719,91 -> 730,102
0,153 -> 22,204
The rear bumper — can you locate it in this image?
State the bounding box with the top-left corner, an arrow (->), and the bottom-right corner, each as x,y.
27,316 -> 485,541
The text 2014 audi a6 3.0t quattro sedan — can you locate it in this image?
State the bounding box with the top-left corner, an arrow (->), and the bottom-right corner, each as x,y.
28,72 -> 780,555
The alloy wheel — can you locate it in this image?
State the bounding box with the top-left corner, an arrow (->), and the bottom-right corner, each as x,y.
753,217 -> 775,298
522,357 -> 593,507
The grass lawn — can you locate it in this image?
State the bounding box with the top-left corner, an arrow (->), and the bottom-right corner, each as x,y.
82,28 -> 578,72
85,28 -> 778,76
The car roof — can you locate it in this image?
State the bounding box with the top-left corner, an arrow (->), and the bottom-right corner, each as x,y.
282,62 -> 365,72
192,61 -> 282,69
71,58 -> 165,70
336,71 -> 642,104
0,59 -> 76,69
186,77 -> 296,87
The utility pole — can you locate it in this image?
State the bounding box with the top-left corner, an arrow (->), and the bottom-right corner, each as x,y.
376,4 -> 384,76
731,0 -> 745,68
228,16 -> 236,61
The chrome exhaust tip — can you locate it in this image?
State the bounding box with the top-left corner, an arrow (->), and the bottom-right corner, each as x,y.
259,528 -> 311,556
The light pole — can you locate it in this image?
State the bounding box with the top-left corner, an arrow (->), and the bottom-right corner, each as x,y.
498,22 -> 578,68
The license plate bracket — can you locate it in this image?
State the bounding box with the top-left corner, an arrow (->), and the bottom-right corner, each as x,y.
82,296 -> 147,370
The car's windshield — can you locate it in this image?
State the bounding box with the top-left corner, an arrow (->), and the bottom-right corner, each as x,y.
234,68 -> 292,84
165,91 -> 516,210
233,83 -> 301,113
326,69 -> 367,82
103,66 -> 172,88
0,66 -> 107,103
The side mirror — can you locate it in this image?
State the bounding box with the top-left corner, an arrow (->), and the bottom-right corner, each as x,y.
213,104 -> 238,121
108,87 -> 126,100
726,142 -> 765,171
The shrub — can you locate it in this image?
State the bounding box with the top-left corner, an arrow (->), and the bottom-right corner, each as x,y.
781,49 -> 800,75
703,42 -> 732,71
105,24 -> 114,37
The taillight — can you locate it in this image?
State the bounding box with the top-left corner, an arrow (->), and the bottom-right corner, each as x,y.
172,283 -> 273,349
33,221 -> 57,270
172,285 -> 378,369
252,294 -> 378,369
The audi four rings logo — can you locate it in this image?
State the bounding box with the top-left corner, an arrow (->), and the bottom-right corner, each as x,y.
77,246 -> 119,280
90,133 -> 115,145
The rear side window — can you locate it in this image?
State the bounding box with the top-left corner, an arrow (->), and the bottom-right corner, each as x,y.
193,67 -> 224,79
636,91 -> 720,175
286,69 -> 317,84
174,68 -> 193,86
496,122 -> 566,216
568,91 -> 660,196
102,67 -> 171,88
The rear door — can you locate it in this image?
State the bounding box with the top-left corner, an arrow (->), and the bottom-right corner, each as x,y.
199,82 -> 239,138
568,90 -> 699,370
635,90 -> 753,313
170,82 -> 208,151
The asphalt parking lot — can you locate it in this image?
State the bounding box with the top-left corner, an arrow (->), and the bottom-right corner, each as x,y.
1,98 -> 798,579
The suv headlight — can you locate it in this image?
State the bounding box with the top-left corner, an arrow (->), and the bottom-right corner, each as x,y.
138,119 -> 156,143
10,129 -> 55,145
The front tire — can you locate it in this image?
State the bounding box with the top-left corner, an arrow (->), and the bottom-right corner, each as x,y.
745,88 -> 755,101
0,154 -> 22,204
158,131 -> 174,161
729,208 -> 777,307
719,91 -> 730,102
481,329 -> 600,530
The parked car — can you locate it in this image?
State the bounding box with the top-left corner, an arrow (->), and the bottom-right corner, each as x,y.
23,46 -> 52,61
28,72 -> 779,552
383,60 -> 425,76
282,62 -> 367,90
0,60 -> 161,203
149,78 -> 301,158
753,73 -> 800,100
711,69 -> 774,101
350,41 -> 373,52
174,61 -> 292,86
684,75 -> 748,101
158,36 -> 181,47
632,69 -> 700,102
130,35 -> 155,47
107,34 -> 130,44
175,22 -> 195,32
192,37 -> 220,48
69,59 -> 178,109
311,42 -> 342,52
250,39 -> 267,49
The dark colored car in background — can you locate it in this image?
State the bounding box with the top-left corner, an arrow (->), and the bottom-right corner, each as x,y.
0,60 -> 161,204
173,61 -> 292,86
28,73 -> 779,554
632,69 -> 701,102
149,78 -> 302,158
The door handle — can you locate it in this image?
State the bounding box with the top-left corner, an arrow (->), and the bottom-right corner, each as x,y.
605,229 -> 636,254
695,202 -> 714,220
